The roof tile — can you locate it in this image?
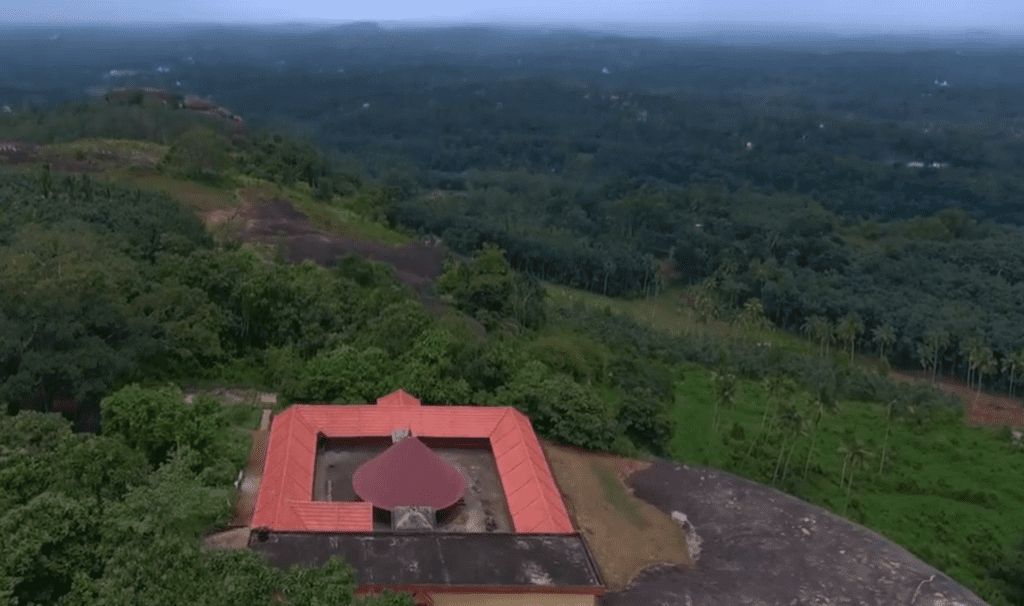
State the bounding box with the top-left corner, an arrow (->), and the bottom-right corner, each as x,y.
376,389 -> 421,407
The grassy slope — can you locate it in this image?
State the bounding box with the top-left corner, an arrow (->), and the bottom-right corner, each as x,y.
545,280 -> 1024,604
1,137 -> 413,245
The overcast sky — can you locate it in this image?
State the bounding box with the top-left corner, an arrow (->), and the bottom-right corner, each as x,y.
2,1 -> 1022,34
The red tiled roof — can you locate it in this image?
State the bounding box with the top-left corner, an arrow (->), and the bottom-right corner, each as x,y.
251,390 -> 573,534
376,388 -> 421,408
352,436 -> 467,510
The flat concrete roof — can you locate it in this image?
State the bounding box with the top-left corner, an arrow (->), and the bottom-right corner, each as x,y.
250,532 -> 604,590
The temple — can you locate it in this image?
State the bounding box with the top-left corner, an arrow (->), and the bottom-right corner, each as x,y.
249,389 -> 606,606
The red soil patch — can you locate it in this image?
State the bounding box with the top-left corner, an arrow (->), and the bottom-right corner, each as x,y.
891,369 -> 1024,429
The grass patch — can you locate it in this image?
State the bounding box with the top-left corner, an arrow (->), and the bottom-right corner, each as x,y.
108,172 -> 238,212
591,461 -> 649,530
221,403 -> 264,431
38,137 -> 168,164
281,184 -> 413,245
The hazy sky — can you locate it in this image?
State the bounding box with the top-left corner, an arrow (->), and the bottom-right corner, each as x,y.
2,1 -> 1022,33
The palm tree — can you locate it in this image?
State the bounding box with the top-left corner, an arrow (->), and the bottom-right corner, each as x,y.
878,398 -> 898,477
1006,349 -> 1024,399
837,312 -> 864,363
709,367 -> 737,447
694,277 -> 720,325
802,394 -> 829,479
742,375 -> 795,468
843,438 -> 874,515
772,404 -> 803,485
963,335 -> 984,392
837,441 -> 853,490
804,315 -> 833,357
977,346 -> 997,401
740,298 -> 768,336
917,341 -> 935,378
871,323 -> 896,363
924,329 -> 950,383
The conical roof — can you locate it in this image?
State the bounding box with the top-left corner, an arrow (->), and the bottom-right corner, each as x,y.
352,436 -> 467,511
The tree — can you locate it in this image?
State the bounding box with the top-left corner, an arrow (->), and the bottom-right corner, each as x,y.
709,367 -> 737,447
397,327 -> 472,405
841,438 -> 874,515
924,328 -> 950,382
1005,349 -> 1024,399
100,383 -> 225,468
435,244 -> 546,331
739,297 -> 768,338
836,312 -> 864,363
963,334 -> 986,392
772,403 -> 803,485
694,277 -> 720,325
159,125 -> 233,181
616,388 -> 675,456
871,323 -> 896,362
917,340 -> 936,380
803,315 -> 833,357
0,491 -> 101,605
878,398 -> 897,478
0,223 -> 154,413
742,375 -> 796,470
977,346 -> 997,401
292,346 -> 394,404
802,393 -> 830,479
494,361 -> 618,451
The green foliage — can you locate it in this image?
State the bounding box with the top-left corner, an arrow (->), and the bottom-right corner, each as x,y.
436,244 -> 546,331
279,555 -> 357,606
158,125 -> 234,182
494,361 -> 619,450
291,346 -> 395,403
351,299 -> 433,358
397,327 -> 473,405
524,329 -> 609,385
0,222 -> 158,411
0,491 -> 101,605
607,354 -> 675,402
100,383 -> 225,468
616,388 -> 675,456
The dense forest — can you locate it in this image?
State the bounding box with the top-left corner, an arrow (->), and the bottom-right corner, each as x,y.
1,22 -> 1023,606
4,22 -> 1024,397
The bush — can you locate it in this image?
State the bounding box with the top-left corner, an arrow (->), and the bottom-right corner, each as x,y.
616,388 -> 675,456
495,361 -> 619,451
292,346 -> 394,404
100,383 -> 225,468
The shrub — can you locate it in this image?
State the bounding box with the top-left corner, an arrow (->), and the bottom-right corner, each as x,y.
495,362 -> 619,451
292,346 -> 394,404
99,383 -> 225,468
616,388 -> 675,456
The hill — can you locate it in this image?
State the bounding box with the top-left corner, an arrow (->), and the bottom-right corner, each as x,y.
0,96 -> 1021,606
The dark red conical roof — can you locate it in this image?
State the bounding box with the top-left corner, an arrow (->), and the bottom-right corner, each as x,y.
352,436 -> 466,511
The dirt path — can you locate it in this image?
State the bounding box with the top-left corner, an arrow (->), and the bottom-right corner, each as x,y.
892,369 -> 1024,429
